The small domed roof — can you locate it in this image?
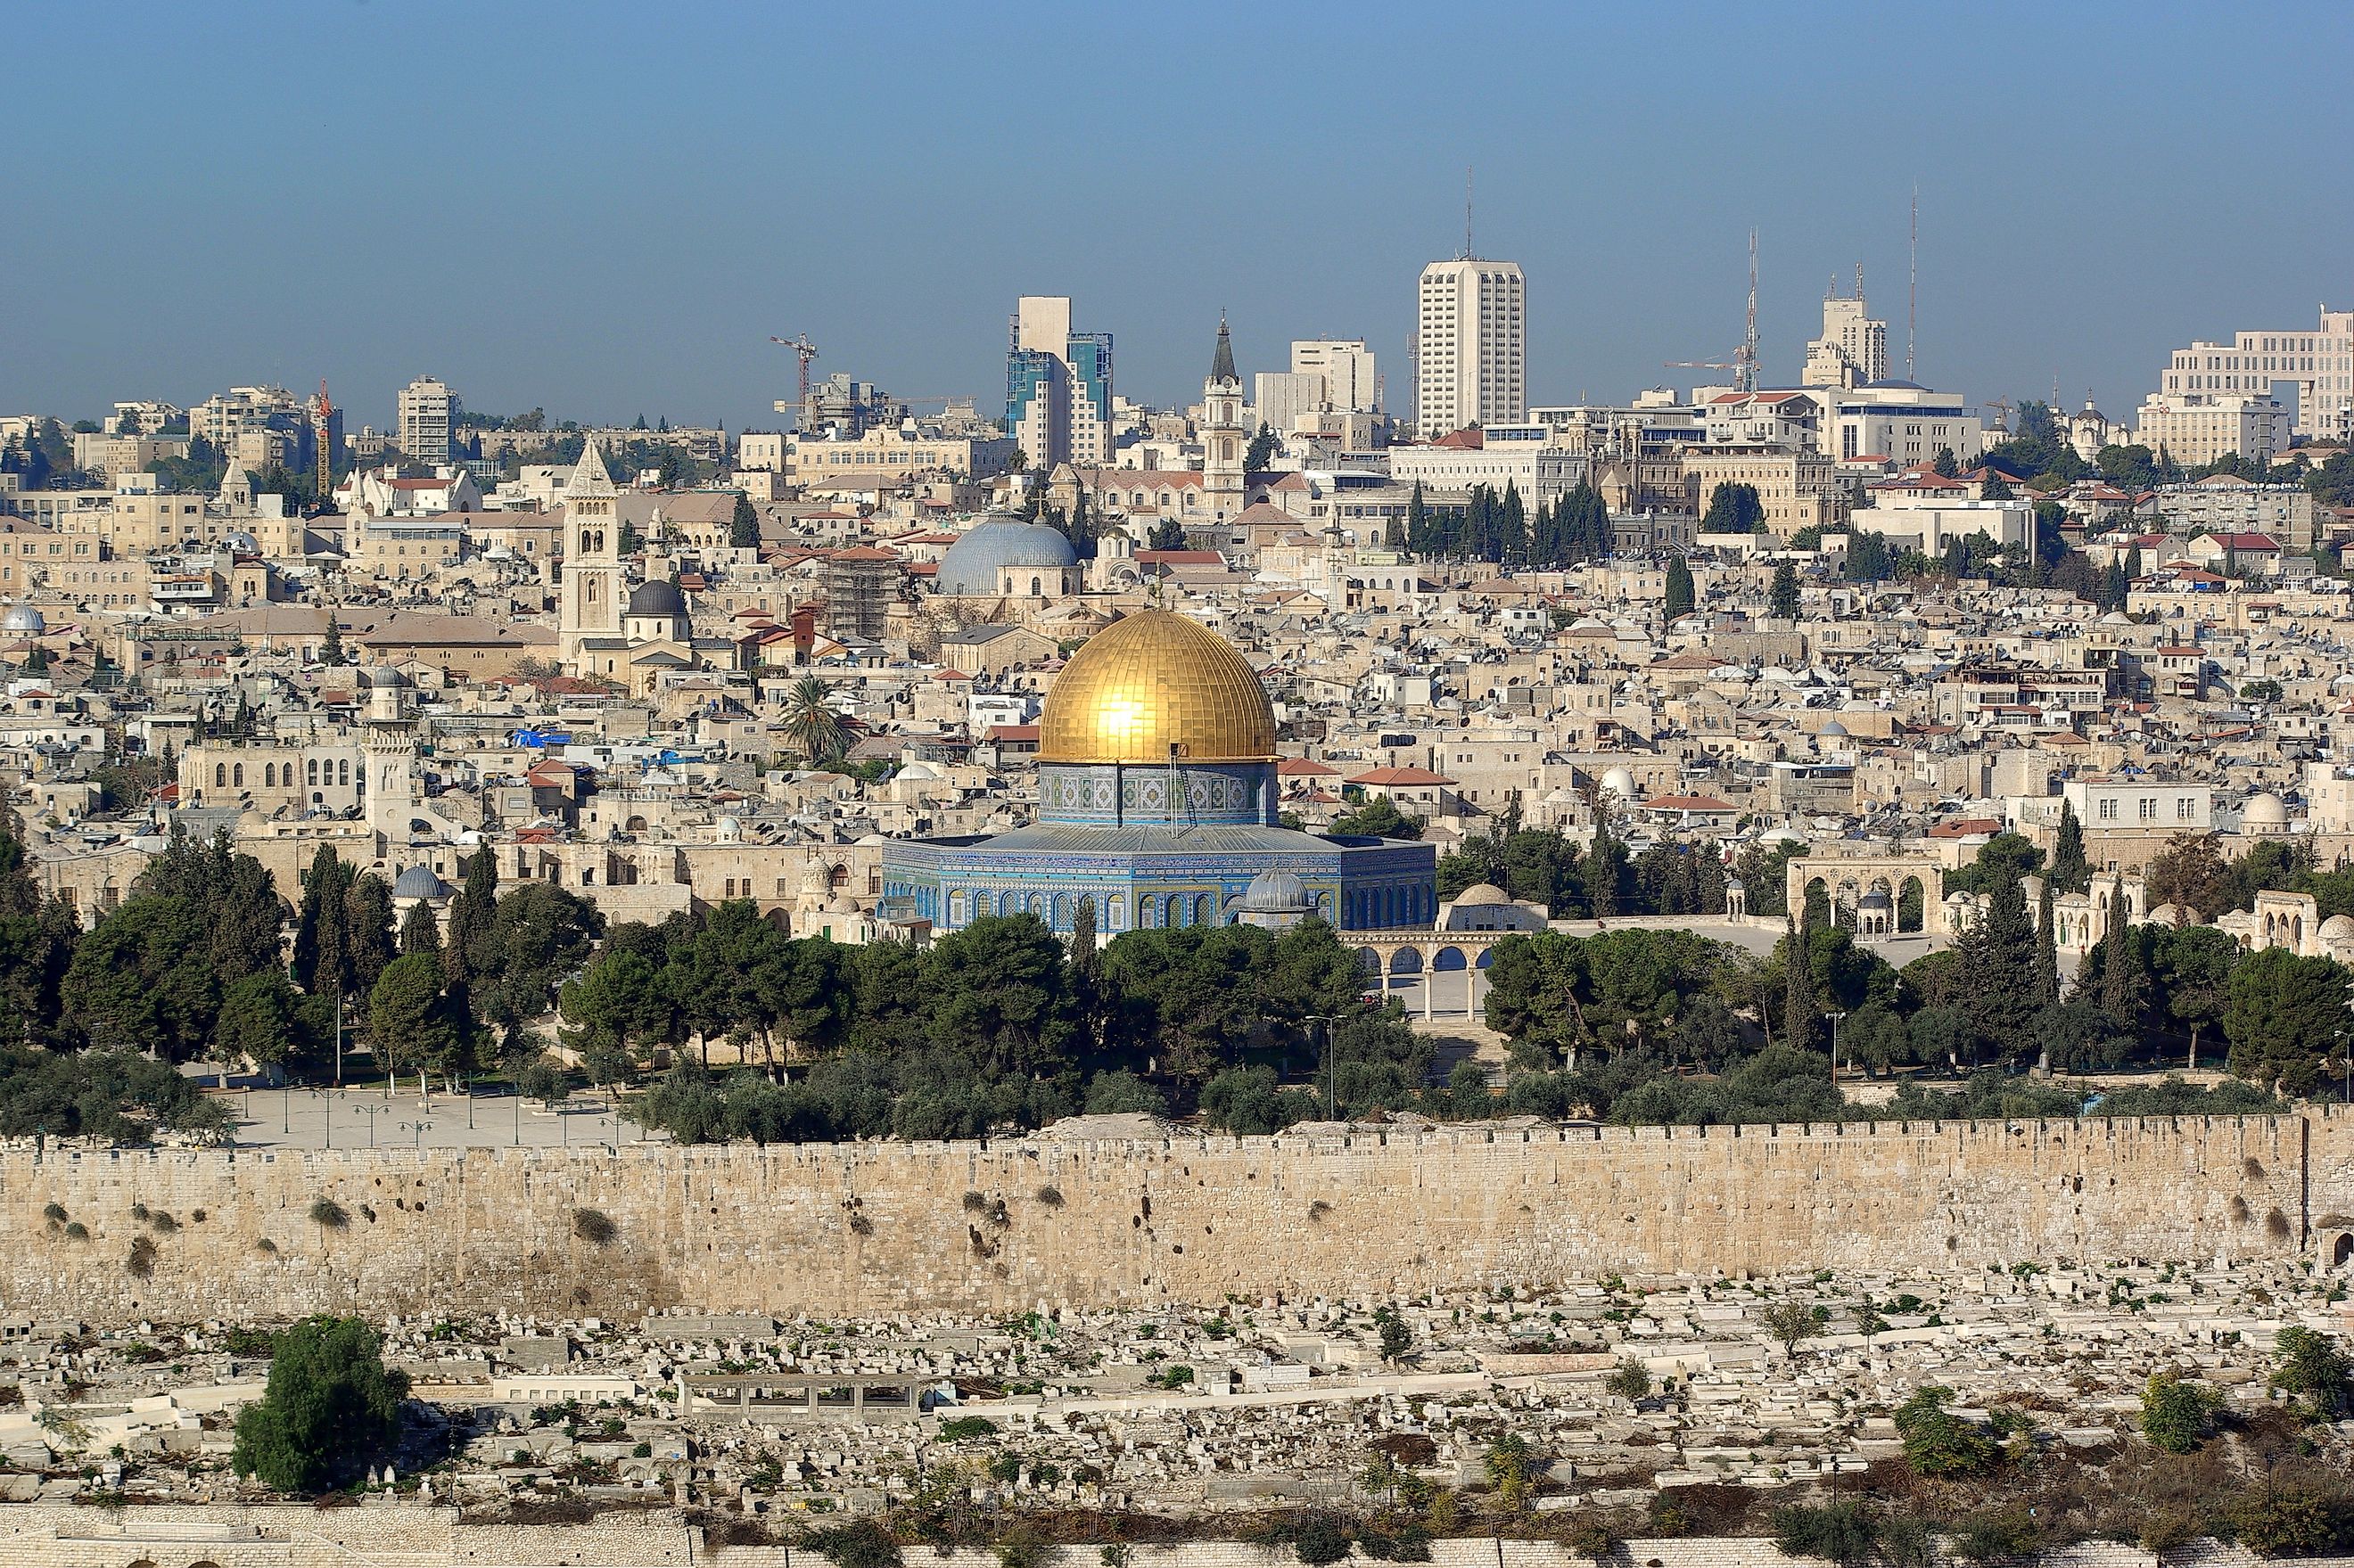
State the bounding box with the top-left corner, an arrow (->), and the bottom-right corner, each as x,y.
1600,767 -> 1637,799
1858,889 -> 1892,908
896,759 -> 942,780
935,514 -> 1077,595
1453,883 -> 1510,907
391,864 -> 449,901
2243,792 -> 2288,825
2147,902 -> 2182,925
2322,915 -> 2354,940
362,665 -> 409,689
1237,868 -> 1313,915
0,604 -> 45,636
715,816 -> 743,842
627,579 -> 688,618
1819,718 -> 1850,738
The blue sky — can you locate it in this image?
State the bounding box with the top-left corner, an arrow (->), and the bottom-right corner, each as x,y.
4,2 -> 2349,436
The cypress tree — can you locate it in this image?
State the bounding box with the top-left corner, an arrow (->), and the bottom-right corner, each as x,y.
1959,870 -> 2042,1057
2051,802 -> 2088,894
1665,556 -> 1696,622
2097,910 -> 2148,1037
2035,878 -> 2060,1005
1784,911 -> 1819,1055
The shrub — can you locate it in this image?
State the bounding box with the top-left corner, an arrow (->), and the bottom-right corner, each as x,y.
1035,1184 -> 1064,1207
2271,1326 -> 2353,1420
126,1235 -> 158,1278
1952,1507 -> 2041,1562
962,1190 -> 989,1212
935,1416 -> 999,1442
1289,1513 -> 1353,1566
2140,1370 -> 2221,1453
1605,1358 -> 1651,1401
2227,1483 -> 2342,1557
130,1202 -> 150,1222
148,1211 -> 179,1234
63,1221 -> 88,1241
995,1524 -> 1050,1568
309,1198 -> 349,1229
572,1208 -> 617,1247
808,1519 -> 901,1568
41,1202 -> 65,1224
1894,1384 -> 1996,1478
1771,1501 -> 1883,1565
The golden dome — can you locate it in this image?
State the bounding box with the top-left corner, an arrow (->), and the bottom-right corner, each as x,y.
1037,611 -> 1276,765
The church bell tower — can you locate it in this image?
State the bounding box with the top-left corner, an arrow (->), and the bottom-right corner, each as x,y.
1201,316 -> 1246,522
559,439 -> 624,669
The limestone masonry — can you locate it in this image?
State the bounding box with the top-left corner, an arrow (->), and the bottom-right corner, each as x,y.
7,1110 -> 2352,1327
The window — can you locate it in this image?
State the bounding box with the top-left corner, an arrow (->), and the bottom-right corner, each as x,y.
2099,798 -> 2117,822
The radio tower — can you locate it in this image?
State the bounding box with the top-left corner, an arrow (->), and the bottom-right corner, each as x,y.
1736,228 -> 1760,393
1906,186 -> 1918,381
311,379 -> 334,509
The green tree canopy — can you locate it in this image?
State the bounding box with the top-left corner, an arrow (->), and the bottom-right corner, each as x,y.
231,1316 -> 409,1492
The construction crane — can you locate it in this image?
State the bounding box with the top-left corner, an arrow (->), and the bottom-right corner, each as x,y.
1667,231 -> 1761,393
1981,397 -> 2015,435
768,333 -> 819,429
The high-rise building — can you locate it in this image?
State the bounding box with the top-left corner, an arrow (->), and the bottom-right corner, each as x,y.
2156,309 -> 2354,441
1252,372 -> 1324,439
396,375 -> 461,464
1414,259 -> 1525,439
2133,390 -> 2291,468
1005,296 -> 1113,468
1291,339 -> 1379,411
1801,283 -> 1889,389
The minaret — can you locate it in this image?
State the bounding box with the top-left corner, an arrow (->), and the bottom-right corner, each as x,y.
559,439 -> 624,669
1201,316 -> 1246,521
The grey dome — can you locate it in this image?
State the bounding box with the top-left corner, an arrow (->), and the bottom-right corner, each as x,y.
391,864 -> 449,901
1,605 -> 45,636
628,579 -> 688,618
361,665 -> 409,689
1237,868 -> 1313,915
935,514 -> 1076,595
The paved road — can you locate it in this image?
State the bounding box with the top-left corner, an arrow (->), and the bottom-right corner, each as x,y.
200,1081 -> 666,1151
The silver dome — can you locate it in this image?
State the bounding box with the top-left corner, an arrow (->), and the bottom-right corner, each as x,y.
934,514 -> 1077,595
0,605 -> 45,636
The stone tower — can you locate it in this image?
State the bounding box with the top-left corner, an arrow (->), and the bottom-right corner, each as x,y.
560,439 -> 623,668
1201,316 -> 1246,522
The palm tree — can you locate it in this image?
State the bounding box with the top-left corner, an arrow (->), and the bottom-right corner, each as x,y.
781,676 -> 846,766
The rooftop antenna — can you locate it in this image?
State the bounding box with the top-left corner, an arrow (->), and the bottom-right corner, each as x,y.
1906,185 -> 1918,380
1462,165 -> 1474,259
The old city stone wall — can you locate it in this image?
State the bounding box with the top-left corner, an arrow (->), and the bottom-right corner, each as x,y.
2,1111 -> 2348,1327
0,1503 -> 2315,1568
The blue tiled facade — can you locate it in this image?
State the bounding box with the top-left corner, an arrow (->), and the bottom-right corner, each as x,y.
882,758 -> 1437,936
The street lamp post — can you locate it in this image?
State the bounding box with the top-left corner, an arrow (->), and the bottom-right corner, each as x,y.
1305,1015 -> 1338,1119
354,1102 -> 388,1148
1828,1011 -> 1847,1085
398,1120 -> 426,1149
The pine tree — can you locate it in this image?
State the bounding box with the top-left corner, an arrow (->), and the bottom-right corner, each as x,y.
1784,911 -> 1819,1054
1498,482 -> 1527,564
1959,871 -> 2042,1058
1404,481 -> 1428,557
1584,826 -> 1624,917
1769,562 -> 1801,620
2051,802 -> 2088,894
399,899 -> 440,957
1665,556 -> 1695,622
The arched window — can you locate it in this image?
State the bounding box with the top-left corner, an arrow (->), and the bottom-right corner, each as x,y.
232,764 -> 243,786
307,759 -> 319,785
1194,892 -> 1214,926
951,891 -> 968,924
213,763 -> 226,787
338,758 -> 350,785
1031,576 -> 1042,596
1166,894 -> 1185,928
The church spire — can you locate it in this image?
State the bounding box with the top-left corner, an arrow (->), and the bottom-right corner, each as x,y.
1210,315 -> 1237,385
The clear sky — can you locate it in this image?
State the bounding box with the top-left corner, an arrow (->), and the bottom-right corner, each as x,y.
5,2 -> 2349,436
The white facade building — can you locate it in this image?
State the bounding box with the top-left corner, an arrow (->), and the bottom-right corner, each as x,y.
1387,426 -> 1585,503
1801,287 -> 1889,389
2156,309 -> 2354,441
1830,384 -> 1983,465
1253,373 -> 1326,439
396,375 -> 461,464
1415,259 -> 1526,439
2134,390 -> 2292,467
1291,340 -> 1380,412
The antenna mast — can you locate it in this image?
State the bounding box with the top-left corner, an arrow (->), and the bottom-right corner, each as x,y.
1739,228 -> 1759,393
1906,185 -> 1918,380
1462,165 -> 1474,259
